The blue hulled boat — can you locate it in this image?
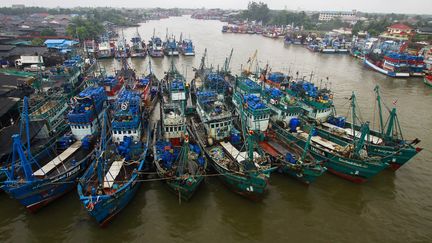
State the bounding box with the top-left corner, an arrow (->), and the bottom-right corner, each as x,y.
2,86 -> 107,212
179,39 -> 195,56
77,89 -> 150,226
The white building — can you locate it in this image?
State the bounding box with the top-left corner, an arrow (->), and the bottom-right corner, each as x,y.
319,10 -> 357,22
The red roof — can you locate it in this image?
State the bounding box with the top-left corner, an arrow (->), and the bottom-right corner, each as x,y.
388,23 -> 413,30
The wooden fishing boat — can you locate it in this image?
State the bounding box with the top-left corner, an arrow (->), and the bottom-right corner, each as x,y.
153,101 -> 206,201
2,86 -> 107,211
77,89 -> 150,226
190,89 -> 274,200
424,74 -> 432,87
130,28 -> 147,58
260,127 -> 326,184
133,60 -> 159,113
310,87 -> 422,170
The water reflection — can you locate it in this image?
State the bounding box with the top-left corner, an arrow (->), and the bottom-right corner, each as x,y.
213,183 -> 264,242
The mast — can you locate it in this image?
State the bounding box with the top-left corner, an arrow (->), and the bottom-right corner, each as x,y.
22,96 -> 31,155
199,48 -> 207,71
176,135 -> 189,176
385,108 -> 397,140
374,85 -> 384,135
97,111 -> 108,185
354,122 -> 370,157
148,58 -> 152,75
301,126 -> 314,161
223,48 -> 234,73
350,91 -> 356,138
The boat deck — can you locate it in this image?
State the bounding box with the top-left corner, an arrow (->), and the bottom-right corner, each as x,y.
220,141 -> 261,166
298,130 -> 338,151
322,122 -> 383,144
33,140 -> 82,177
104,159 -> 125,188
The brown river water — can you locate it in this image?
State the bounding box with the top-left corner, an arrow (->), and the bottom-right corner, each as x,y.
1,16 -> 431,243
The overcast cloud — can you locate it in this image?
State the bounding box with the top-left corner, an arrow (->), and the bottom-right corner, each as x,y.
0,0 -> 431,14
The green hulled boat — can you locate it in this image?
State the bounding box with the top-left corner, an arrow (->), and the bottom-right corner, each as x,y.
312,86 -> 422,170
191,89 -> 273,200
273,116 -> 388,183
259,127 -> 326,184
153,103 -> 206,201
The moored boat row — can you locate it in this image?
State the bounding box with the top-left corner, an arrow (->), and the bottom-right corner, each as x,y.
0,49 -> 423,227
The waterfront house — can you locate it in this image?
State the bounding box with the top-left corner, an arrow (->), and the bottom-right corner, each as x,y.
380,23 -> 414,41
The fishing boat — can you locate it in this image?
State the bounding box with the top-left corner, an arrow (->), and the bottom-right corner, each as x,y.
259,126 -> 325,184
100,75 -> 124,101
191,90 -> 273,200
312,86 -> 422,170
286,78 -> 334,122
148,35 -> 164,58
133,60 -> 159,113
98,35 -> 113,59
130,28 -> 147,58
153,103 -> 206,201
2,86 -> 107,211
272,114 -> 388,183
77,89 -> 150,226
364,50 -> 424,78
424,74 -> 432,87
178,39 -> 195,56
0,56 -> 89,179
232,92 -> 271,132
261,87 -> 302,127
163,35 -> 179,56
114,36 -> 130,59
194,49 -> 235,96
263,72 -> 291,90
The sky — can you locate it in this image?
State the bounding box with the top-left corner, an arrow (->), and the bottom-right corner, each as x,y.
1,0 -> 431,15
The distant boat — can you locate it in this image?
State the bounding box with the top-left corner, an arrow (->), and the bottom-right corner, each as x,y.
148,36 -> 164,57
364,52 -> 425,78
130,28 -> 147,58
424,74 -> 432,87
179,39 -> 195,56
163,36 -> 179,56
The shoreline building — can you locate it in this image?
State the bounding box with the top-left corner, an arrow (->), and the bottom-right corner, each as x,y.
319,10 -> 358,22
380,23 -> 414,41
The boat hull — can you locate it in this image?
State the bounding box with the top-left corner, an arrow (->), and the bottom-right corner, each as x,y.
80,179 -> 141,227
364,58 -> 410,78
274,125 -> 387,183
209,160 -> 268,200
313,122 -> 422,170
424,76 -> 432,87
2,153 -> 92,212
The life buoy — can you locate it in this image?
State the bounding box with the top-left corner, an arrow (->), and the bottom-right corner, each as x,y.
87,202 -> 94,210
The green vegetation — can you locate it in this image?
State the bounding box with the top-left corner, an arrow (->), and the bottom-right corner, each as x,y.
40,28 -> 57,36
31,38 -> 45,46
66,16 -> 104,40
241,2 -> 270,23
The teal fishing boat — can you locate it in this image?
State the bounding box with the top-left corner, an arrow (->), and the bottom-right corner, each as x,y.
312,86 -> 422,170
153,102 -> 206,201
272,95 -> 389,183
259,126 -> 326,184
191,90 -> 274,200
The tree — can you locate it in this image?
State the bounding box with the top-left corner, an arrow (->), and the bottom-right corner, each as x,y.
31,38 -> 44,46
243,1 -> 270,23
352,21 -> 364,35
40,28 -> 57,36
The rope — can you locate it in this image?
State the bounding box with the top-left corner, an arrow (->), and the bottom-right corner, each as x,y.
0,170 -> 263,186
